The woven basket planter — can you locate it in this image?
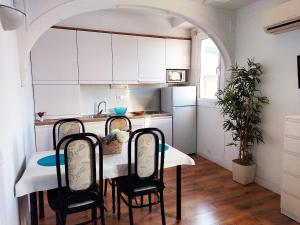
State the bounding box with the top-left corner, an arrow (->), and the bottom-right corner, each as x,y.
102,140 -> 122,155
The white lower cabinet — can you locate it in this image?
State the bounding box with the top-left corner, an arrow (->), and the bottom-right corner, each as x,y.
282,115 -> 300,223
130,118 -> 145,132
35,121 -> 106,152
84,121 -> 106,136
35,117 -> 173,152
145,117 -> 172,145
35,125 -> 53,151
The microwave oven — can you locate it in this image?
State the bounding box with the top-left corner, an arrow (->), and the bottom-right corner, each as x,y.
166,70 -> 187,83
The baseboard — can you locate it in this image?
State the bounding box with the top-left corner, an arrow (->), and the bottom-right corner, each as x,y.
281,209 -> 300,223
197,152 -> 282,194
254,176 -> 281,194
196,152 -> 231,171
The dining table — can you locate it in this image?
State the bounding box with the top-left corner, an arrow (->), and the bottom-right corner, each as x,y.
15,143 -> 195,225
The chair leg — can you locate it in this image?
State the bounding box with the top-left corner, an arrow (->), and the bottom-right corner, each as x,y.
58,212 -> 66,225
104,179 -> 108,196
148,194 -> 152,212
100,201 -> 106,225
117,188 -> 121,220
140,195 -> 144,206
55,212 -> 60,225
112,179 -> 115,213
159,191 -> 166,225
128,196 -> 134,225
92,207 -> 97,225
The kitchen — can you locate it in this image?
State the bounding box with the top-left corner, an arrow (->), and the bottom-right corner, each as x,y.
3,1 -> 299,225
32,8 -> 198,156
26,9 -> 199,224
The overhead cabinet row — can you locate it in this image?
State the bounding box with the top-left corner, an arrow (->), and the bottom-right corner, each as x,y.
31,28 -> 191,85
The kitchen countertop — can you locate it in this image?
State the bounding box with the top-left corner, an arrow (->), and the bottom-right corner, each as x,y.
35,112 -> 172,126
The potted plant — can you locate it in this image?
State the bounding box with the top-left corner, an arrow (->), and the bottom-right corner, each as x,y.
216,58 -> 269,185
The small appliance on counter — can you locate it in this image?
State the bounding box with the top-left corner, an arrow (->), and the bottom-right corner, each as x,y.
166,69 -> 187,83
161,86 -> 196,154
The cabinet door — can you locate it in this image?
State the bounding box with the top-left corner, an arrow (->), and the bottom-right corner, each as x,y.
34,85 -> 80,118
138,37 -> 166,83
166,39 -> 191,69
31,29 -> 78,84
84,121 -> 106,137
173,106 -> 196,154
145,117 -> 173,145
112,34 -> 138,84
35,125 -> 53,151
131,118 -> 145,131
77,31 -> 113,84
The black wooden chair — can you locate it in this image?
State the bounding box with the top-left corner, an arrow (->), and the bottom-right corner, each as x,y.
104,116 -> 132,213
115,128 -> 166,225
47,133 -> 105,225
53,118 -> 85,149
38,118 -> 86,219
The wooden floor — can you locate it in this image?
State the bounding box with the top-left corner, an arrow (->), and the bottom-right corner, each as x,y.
39,155 -> 298,225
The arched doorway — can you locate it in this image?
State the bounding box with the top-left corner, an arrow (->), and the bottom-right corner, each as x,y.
19,0 -> 232,78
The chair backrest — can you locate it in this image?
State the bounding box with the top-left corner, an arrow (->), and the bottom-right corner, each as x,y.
53,118 -> 85,149
55,133 -> 103,194
105,116 -> 132,135
128,128 -> 165,185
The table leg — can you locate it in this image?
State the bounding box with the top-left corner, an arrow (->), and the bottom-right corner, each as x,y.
30,192 -> 38,225
176,165 -> 181,220
38,191 -> 45,218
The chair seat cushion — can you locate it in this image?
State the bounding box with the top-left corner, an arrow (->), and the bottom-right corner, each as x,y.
115,175 -> 164,196
47,186 -> 102,212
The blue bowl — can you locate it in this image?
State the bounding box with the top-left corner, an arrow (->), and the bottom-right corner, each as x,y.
114,107 -> 127,116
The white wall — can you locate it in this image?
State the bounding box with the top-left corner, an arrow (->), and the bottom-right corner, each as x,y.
235,0 -> 300,193
57,9 -> 192,38
0,1 -> 36,223
192,28 -> 238,172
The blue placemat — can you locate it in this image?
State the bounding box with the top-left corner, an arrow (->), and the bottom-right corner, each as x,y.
37,154 -> 64,167
159,144 -> 170,152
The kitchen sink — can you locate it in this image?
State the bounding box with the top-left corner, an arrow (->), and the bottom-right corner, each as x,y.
144,110 -> 162,115
86,114 -> 109,119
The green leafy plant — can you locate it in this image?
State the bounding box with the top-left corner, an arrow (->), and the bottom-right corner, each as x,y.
216,59 -> 269,166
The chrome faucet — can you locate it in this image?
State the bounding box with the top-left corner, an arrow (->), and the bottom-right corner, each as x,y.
97,101 -> 107,115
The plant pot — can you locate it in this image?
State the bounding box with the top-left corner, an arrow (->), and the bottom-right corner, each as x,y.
232,160 -> 256,185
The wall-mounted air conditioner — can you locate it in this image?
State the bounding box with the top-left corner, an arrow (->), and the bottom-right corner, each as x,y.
262,0 -> 300,34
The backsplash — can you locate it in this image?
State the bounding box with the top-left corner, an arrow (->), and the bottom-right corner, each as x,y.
80,84 -> 164,115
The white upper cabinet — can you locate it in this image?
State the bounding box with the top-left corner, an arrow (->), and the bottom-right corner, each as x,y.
166,39 -> 191,69
77,31 -> 113,84
31,29 -> 78,84
138,37 -> 166,83
112,34 -> 139,84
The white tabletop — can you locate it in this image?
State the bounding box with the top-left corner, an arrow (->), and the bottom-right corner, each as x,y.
15,144 -> 195,197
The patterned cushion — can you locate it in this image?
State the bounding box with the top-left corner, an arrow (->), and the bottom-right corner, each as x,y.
66,140 -> 93,191
110,118 -> 129,132
137,134 -> 155,178
58,122 -> 81,148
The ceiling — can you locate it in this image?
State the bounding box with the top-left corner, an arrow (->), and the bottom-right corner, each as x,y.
199,0 -> 257,9
109,8 -> 196,29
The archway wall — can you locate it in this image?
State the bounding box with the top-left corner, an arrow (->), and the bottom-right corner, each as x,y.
19,0 -> 235,77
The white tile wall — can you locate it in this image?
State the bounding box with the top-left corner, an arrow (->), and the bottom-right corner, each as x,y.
79,84 -> 162,115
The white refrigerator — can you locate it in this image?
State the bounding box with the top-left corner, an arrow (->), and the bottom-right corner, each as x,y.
161,86 -> 197,154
